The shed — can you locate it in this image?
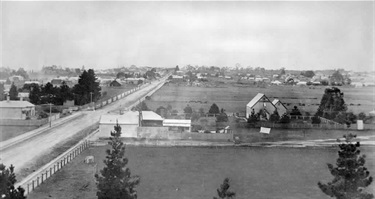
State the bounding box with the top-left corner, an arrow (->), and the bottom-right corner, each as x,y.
99,111 -> 139,138
163,119 -> 192,132
141,111 -> 164,127
0,100 -> 35,119
272,99 -> 288,116
246,93 -> 276,120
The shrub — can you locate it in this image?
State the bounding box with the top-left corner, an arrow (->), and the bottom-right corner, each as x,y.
311,115 -> 321,124
279,114 -> 291,124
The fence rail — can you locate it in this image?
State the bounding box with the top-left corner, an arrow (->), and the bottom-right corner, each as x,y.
15,139 -> 90,195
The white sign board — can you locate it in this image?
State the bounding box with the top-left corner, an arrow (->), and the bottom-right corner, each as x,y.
260,127 -> 271,134
357,120 -> 364,130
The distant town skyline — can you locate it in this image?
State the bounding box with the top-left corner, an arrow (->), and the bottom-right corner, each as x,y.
1,1 -> 374,72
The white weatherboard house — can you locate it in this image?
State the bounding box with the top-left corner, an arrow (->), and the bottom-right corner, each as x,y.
0,100 -> 35,119
246,93 -> 277,119
99,111 -> 139,138
272,99 -> 288,116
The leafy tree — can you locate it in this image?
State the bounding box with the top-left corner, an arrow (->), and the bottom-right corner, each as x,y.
269,110 -> 280,122
5,78 -> 11,85
184,105 -> 193,114
358,113 -> 366,121
209,103 -> 220,115
0,164 -> 26,199
11,68 -> 29,79
133,101 -> 149,111
316,87 -> 347,120
311,115 -> 321,124
95,123 -> 140,199
29,84 -> 41,105
318,134 -> 373,199
199,108 -> 205,116
330,70 -> 344,85
290,106 -> 302,116
0,83 -> 5,100
279,114 -> 291,123
9,83 -> 18,100
280,67 -> 286,75
72,69 -> 101,105
301,70 -> 315,78
213,178 -> 236,199
55,81 -> 74,105
175,65 -> 179,71
247,109 -> 258,124
216,109 -> 228,122
40,82 -> 56,104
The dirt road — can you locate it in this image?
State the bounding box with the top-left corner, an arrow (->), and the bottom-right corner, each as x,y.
0,78 -> 167,174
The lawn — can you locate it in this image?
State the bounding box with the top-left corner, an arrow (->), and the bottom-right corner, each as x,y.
27,145 -> 375,199
145,83 -> 374,115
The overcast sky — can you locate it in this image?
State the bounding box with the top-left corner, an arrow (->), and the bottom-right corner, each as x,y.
1,1 -> 374,71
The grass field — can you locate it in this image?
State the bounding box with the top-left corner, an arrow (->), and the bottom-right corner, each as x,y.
0,126 -> 38,142
27,145 -> 375,199
145,83 -> 374,115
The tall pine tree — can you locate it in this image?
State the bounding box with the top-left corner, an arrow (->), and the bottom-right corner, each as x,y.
316,87 -> 347,120
213,178 -> 236,199
73,69 -> 101,105
0,164 -> 26,199
318,134 -> 373,199
95,123 -> 140,199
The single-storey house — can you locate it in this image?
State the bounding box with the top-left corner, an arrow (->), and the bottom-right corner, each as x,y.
110,79 -> 122,87
272,99 -> 288,116
0,100 -> 35,119
163,119 -> 191,132
246,93 -> 277,120
99,111 -> 139,138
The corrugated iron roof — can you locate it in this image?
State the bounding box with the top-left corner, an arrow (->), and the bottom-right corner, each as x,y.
163,119 -> 191,127
100,111 -> 139,125
142,111 -> 163,121
0,100 -> 35,108
246,93 -> 266,108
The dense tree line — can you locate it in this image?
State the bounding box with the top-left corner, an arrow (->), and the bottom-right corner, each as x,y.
27,69 -> 101,106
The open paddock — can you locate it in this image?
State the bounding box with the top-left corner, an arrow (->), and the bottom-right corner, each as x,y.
27,145 -> 375,199
146,84 -> 374,115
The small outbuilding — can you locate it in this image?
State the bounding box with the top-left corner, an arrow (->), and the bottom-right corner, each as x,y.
141,111 -> 164,127
163,119 -> 191,132
110,79 -> 122,87
99,111 -> 139,138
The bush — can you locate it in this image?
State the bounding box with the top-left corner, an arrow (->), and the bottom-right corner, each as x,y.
279,114 -> 290,123
358,112 -> 366,120
311,115 -> 321,124
39,111 -> 48,119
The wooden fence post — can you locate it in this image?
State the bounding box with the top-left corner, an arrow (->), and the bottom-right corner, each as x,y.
36,177 -> 39,186
32,180 -> 35,190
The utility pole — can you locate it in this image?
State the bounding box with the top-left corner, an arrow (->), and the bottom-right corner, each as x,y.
49,103 -> 52,127
90,92 -> 94,111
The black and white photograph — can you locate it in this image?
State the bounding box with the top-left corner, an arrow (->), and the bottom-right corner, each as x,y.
0,1 -> 374,199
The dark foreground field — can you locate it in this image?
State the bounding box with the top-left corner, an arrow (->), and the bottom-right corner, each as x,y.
146,84 -> 374,115
28,146 -> 375,199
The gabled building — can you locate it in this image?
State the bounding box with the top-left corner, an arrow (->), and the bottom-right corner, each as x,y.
272,99 -> 288,116
0,99 -> 35,119
246,93 -> 277,120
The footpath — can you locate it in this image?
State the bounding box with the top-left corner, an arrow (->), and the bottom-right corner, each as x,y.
0,112 -> 85,151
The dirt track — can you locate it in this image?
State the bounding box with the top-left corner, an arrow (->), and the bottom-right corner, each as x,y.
0,78 -> 167,176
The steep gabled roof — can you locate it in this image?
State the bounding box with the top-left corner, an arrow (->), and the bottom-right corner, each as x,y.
0,100 -> 35,108
247,93 -> 277,110
272,99 -> 288,110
